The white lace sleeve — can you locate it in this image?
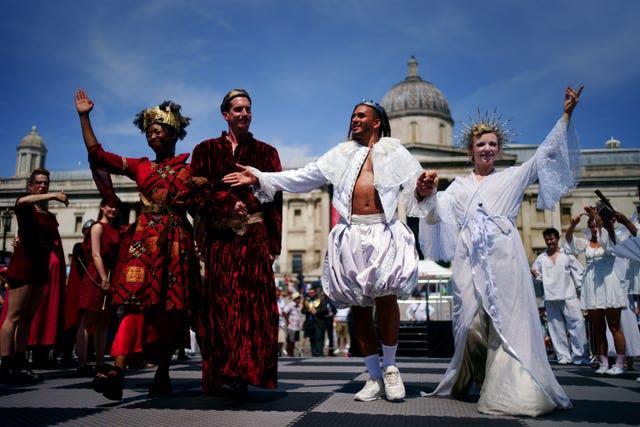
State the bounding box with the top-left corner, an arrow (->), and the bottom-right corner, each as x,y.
418,191 -> 459,262
401,168 -> 430,218
536,119 -> 581,210
403,182 -> 428,217
561,236 -> 587,255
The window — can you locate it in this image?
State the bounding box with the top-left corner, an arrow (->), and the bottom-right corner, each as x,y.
291,203 -> 304,228
409,122 -> 418,143
19,154 -> 27,173
561,205 -> 572,227
535,209 -> 545,224
74,215 -> 83,233
30,156 -> 37,173
292,253 -> 303,274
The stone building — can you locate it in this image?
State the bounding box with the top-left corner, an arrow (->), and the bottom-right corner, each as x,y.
1,57 -> 638,277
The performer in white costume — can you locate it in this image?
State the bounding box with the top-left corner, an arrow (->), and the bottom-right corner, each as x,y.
564,209 -> 628,375
531,227 -> 589,365
608,208 -> 640,370
611,204 -> 640,382
419,86 -> 582,416
223,100 -> 436,402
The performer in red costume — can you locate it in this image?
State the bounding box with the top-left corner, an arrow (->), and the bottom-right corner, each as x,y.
75,199 -> 122,376
191,89 -> 282,399
74,89 -> 201,400
63,219 -> 95,348
0,168 -> 69,384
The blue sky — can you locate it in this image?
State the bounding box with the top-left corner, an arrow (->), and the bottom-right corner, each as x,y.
1,0 -> 639,176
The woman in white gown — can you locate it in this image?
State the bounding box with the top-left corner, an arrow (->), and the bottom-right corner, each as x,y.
419,86 -> 582,416
564,210 -> 628,375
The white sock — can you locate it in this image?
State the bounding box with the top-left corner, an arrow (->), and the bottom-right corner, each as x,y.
364,354 -> 382,379
382,343 -> 398,369
615,354 -> 625,368
599,355 -> 609,368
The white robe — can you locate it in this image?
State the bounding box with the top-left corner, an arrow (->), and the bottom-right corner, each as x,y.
419,119 -> 576,416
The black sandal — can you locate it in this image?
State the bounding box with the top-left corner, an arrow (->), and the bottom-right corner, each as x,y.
92,365 -> 124,401
148,373 -> 173,398
91,364 -> 113,393
101,366 -> 124,401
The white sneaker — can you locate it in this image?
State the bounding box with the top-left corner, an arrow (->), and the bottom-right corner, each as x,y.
595,365 -> 609,374
383,365 -> 405,401
605,366 -> 625,376
354,378 -> 385,401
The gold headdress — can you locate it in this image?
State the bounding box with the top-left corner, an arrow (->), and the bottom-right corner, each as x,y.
133,101 -> 190,140
458,108 -> 517,150
142,105 -> 182,132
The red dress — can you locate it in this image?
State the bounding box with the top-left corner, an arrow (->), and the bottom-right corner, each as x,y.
88,144 -> 201,355
6,198 -> 63,288
64,242 -> 86,330
1,198 -> 66,348
79,221 -> 121,312
191,132 -> 282,391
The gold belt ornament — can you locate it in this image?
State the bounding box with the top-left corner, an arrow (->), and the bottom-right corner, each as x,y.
212,212 -> 263,236
140,204 -> 172,214
139,192 -> 174,215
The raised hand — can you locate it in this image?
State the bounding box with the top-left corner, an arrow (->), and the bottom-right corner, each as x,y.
75,89 -> 94,115
570,213 -> 584,226
563,85 -> 584,119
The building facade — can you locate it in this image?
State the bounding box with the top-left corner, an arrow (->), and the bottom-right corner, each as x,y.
1,58 -> 638,277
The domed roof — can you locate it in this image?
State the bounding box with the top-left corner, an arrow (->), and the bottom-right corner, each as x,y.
19,126 -> 46,149
605,136 -> 621,149
381,56 -> 453,124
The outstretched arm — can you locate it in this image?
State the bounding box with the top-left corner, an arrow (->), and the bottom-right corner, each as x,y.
17,191 -> 69,207
562,85 -> 583,122
614,211 -> 638,237
565,213 -> 585,244
75,89 -> 100,151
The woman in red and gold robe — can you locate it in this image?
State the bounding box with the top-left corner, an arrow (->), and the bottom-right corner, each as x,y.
75,89 -> 201,400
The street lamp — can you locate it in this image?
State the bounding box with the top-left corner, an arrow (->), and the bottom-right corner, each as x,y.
2,210 -> 12,254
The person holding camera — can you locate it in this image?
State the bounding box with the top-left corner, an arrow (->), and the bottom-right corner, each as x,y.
564,207 -> 627,375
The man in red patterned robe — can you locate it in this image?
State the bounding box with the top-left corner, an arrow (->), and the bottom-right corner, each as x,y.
191,89 -> 282,398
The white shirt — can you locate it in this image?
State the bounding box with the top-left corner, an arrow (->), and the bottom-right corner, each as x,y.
531,250 -> 584,301
405,300 -> 434,320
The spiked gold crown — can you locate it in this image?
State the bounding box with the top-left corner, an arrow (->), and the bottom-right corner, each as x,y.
458,109 -> 517,150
